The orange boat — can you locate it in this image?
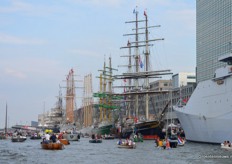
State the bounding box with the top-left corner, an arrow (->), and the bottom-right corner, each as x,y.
41,142 -> 64,150
59,139 -> 70,145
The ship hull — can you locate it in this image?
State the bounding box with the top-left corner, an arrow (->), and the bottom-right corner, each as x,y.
175,110 -> 232,143
135,121 -> 164,140
174,70 -> 232,143
93,124 -> 113,135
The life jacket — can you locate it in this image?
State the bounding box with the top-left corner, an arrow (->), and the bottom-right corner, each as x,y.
166,139 -> 170,149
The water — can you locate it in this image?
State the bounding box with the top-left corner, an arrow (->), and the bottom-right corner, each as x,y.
0,137 -> 231,164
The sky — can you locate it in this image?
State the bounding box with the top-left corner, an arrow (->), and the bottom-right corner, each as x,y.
0,0 -> 196,128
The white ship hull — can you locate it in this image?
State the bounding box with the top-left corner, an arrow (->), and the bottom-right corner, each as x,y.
174,53 -> 232,143
175,110 -> 232,143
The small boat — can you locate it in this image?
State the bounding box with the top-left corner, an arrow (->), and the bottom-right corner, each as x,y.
30,136 -> 42,140
102,135 -> 115,140
59,139 -> 70,145
117,143 -> 136,149
89,139 -> 102,143
41,142 -> 64,150
63,133 -> 79,141
11,136 -> 27,142
221,143 -> 232,151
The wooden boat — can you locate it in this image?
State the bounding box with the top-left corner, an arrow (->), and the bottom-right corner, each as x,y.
41,142 -> 64,150
117,143 -> 136,149
221,144 -> 232,151
59,139 -> 70,145
89,139 -> 102,143
11,136 -> 27,142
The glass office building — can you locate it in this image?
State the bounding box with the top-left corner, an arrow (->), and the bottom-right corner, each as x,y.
196,0 -> 232,82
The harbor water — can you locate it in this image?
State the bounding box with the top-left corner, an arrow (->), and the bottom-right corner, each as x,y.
0,137 -> 231,164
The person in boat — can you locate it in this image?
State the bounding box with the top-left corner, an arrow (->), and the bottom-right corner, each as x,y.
45,132 -> 50,141
125,138 -> 129,145
154,138 -> 158,147
227,141 -> 231,147
117,138 -> 122,145
50,133 -> 57,143
58,132 -> 63,139
91,134 -> 95,140
223,141 -> 227,146
162,139 -> 166,149
166,139 -> 170,150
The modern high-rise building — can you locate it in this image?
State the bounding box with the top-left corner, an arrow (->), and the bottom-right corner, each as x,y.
196,0 -> 232,83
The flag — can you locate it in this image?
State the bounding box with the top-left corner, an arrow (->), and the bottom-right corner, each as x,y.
144,10 -> 147,17
133,9 -> 136,14
139,55 -> 143,68
183,98 -> 189,103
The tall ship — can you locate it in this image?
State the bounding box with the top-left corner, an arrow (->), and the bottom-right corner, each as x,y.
174,53 -> 232,143
114,9 -> 172,140
93,57 -> 118,135
80,73 -> 94,135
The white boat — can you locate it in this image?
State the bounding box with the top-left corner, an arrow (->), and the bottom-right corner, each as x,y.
173,53 -> 232,143
221,143 -> 232,151
11,135 -> 27,142
63,133 -> 79,141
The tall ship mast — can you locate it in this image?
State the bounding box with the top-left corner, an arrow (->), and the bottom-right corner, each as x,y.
115,9 -> 172,140
93,57 -> 118,135
65,68 -> 76,124
80,73 -> 94,134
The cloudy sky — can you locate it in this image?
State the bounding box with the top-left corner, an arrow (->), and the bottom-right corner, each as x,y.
0,0 -> 196,128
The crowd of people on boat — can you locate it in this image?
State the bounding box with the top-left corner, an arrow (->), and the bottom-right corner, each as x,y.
154,138 -> 171,149
117,138 -> 135,146
42,132 -> 59,144
222,141 -> 231,147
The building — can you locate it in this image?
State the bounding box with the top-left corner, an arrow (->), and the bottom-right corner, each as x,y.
172,72 -> 196,88
196,0 -> 232,82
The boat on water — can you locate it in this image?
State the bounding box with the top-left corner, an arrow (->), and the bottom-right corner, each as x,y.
59,139 -> 70,145
89,139 -> 102,143
93,57 -> 118,136
117,144 -> 136,149
30,135 -> 42,140
93,121 -> 113,136
102,134 -> 115,140
63,133 -> 79,141
221,142 -> 232,151
114,9 -> 172,140
11,135 -> 27,142
41,142 -> 64,150
174,53 -> 232,143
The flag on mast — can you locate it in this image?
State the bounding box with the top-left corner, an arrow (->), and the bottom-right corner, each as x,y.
144,10 -> 147,17
139,55 -> 143,68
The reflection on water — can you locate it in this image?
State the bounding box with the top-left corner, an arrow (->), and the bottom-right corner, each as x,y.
0,138 -> 231,164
